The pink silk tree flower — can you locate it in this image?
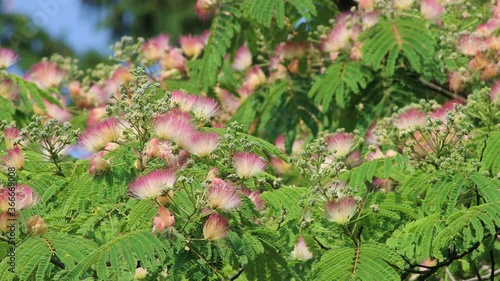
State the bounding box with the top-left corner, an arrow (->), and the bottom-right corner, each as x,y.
195,0 -> 216,21
160,48 -> 186,72
0,185 -> 40,212
0,48 -> 19,68
170,90 -> 197,112
179,35 -> 205,58
232,152 -> 267,178
191,96 -> 220,119
325,197 -> 358,225
128,169 -> 177,200
152,110 -> 195,145
457,34 -> 486,56
448,71 -> 467,93
322,15 -> 352,53
325,132 -> 357,158
89,151 -> 110,175
141,33 -> 170,61
420,0 -> 445,21
490,81 -> 500,102
26,215 -> 48,236
187,131 -> 220,157
244,66 -> 267,91
243,189 -> 265,210
43,100 -> 72,123
26,61 -> 66,89
3,128 -> 20,150
203,213 -> 229,241
207,178 -> 241,211
78,118 -> 124,153
392,108 -> 427,130
290,237 -> 313,261
393,0 -> 415,10
2,146 -> 24,170
232,45 -> 252,71
152,206 -> 175,234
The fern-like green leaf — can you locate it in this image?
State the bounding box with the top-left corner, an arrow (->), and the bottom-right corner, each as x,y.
361,18 -> 436,75
308,58 -> 373,110
260,187 -> 308,222
242,0 -> 285,28
479,131 -> 500,175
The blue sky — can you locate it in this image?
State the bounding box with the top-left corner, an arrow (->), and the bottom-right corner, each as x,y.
4,0 -> 112,55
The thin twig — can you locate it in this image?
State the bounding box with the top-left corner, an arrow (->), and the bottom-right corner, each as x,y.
445,268 -> 456,281
462,269 -> 500,281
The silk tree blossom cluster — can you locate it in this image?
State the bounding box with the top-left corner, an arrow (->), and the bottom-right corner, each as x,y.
0,185 -> 40,232
207,178 -> 242,212
290,237 -> 313,261
0,48 -> 19,69
128,169 -> 177,200
232,152 -> 267,179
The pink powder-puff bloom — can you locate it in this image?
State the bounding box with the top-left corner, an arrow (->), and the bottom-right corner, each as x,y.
290,237 -> 313,261
152,206 -> 175,234
366,146 -> 386,161
195,0 -> 216,20
187,131 -> 220,157
276,41 -> 307,60
350,41 -> 363,61
0,185 -> 40,212
192,96 -> 220,119
78,118 -> 124,153
431,99 -> 462,122
216,88 -> 240,114
270,156 -> 292,175
475,18 -> 500,37
43,100 -> 72,123
232,45 -> 252,71
361,12 -> 379,30
392,108 -> 426,130
372,178 -> 392,192
233,152 -> 267,178
0,48 -> 19,68
2,146 -> 24,170
200,30 -> 211,45
357,0 -> 375,12
160,48 -> 186,72
243,189 -> 265,210
490,81 -> 500,102
89,151 -> 110,175
457,34 -> 486,56
244,66 -> 267,91
238,84 -> 254,100
152,110 -> 195,146
86,107 -> 107,126
102,66 -> 132,99
179,35 -> 205,58
128,169 -> 177,200
448,71 -> 467,93
393,0 -> 415,10
26,61 -> 65,89
3,128 -> 20,150
0,79 -> 18,101
203,213 -> 229,241
322,21 -> 351,53
207,178 -> 242,211
170,90 -> 197,112
142,34 -> 170,61
325,197 -> 358,225
420,0 -> 445,21
325,132 -> 357,158
345,151 -> 363,167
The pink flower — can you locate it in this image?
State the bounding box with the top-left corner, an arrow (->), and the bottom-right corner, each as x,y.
0,48 -> 19,68
187,131 -> 220,157
195,0 -> 216,20
3,128 -> 20,150
128,169 -> 177,200
232,45 -> 252,71
142,34 -> 170,61
243,189 -> 265,210
276,41 -> 307,60
392,108 -> 426,130
86,107 -> 107,126
152,206 -> 175,234
420,0 -> 445,21
78,118 -> 124,153
325,197 -> 358,225
160,48 -> 186,72
325,132 -> 357,158
207,178 -> 241,211
170,90 -> 197,112
0,185 -> 40,212
243,66 -> 266,91
89,151 -> 110,175
290,237 -> 313,261
448,71 -> 467,93
203,213 -> 229,240
322,13 -> 354,53
361,12 -> 379,29
152,110 -> 195,147
358,0 -> 375,12
431,99 -> 462,122
216,88 -> 240,114
350,41 -> 363,61
26,61 -> 65,89
191,96 -> 220,119
232,152 -> 267,178
43,100 -> 72,123
179,35 -> 205,58
2,146 -> 24,170
457,34 -> 486,56
490,81 -> 500,102
27,215 -> 48,235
